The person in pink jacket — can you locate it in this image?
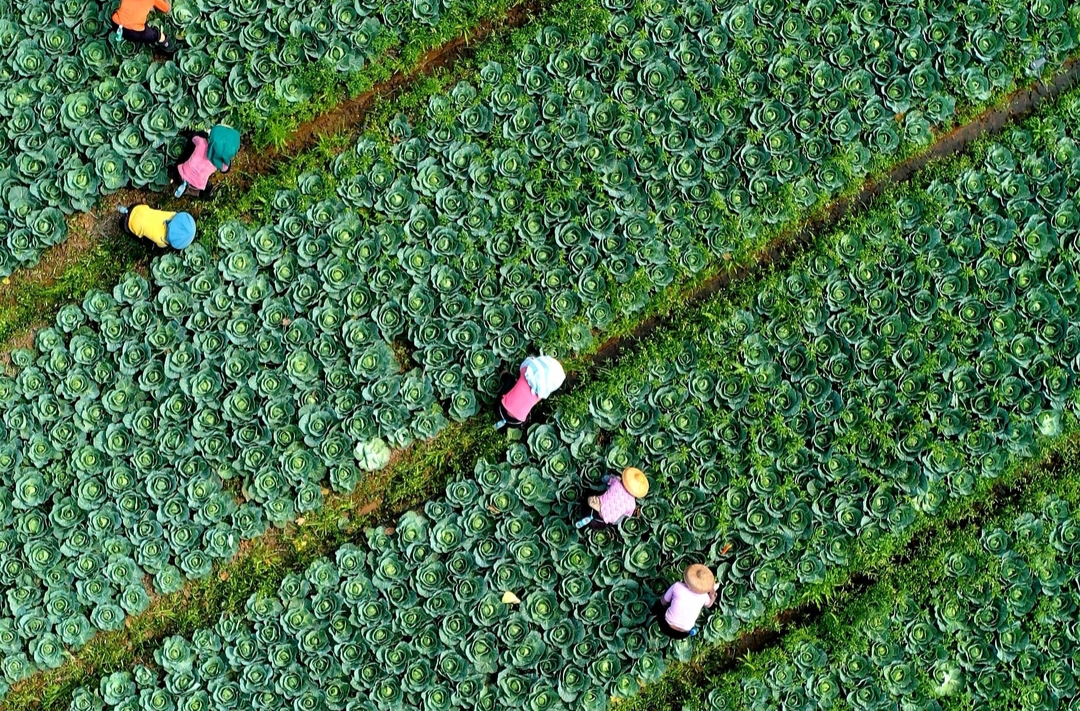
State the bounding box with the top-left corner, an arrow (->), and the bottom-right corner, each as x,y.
495,355 -> 565,429
170,125 -> 241,198
655,564 -> 718,639
574,467 -> 648,529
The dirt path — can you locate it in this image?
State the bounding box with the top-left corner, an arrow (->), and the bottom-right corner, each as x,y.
583,57 -> 1080,374
0,0 -> 551,353
6,57 -> 1079,711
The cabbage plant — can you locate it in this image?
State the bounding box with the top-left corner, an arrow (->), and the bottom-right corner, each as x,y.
56,101 -> 1080,710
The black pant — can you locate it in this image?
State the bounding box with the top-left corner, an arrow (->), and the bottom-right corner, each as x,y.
110,21 -> 161,43
652,601 -> 692,639
120,206 -> 136,237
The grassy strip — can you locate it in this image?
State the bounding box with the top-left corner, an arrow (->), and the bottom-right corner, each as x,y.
633,433 -> 1080,711
9,44 -> 1080,711
2,419 -> 506,711
0,229 -> 143,351
619,430 -> 1080,711
226,0 -> 522,150
33,83 -> 1080,709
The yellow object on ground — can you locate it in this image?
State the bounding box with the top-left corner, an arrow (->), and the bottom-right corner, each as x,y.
127,205 -> 175,248
501,591 -> 521,605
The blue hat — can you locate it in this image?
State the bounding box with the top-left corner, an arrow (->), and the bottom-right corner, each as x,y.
166,212 -> 196,249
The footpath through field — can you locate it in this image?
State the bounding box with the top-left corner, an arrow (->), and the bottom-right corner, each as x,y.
47,82 -> 1080,711
1,1 -> 1080,708
644,435 -> 1080,711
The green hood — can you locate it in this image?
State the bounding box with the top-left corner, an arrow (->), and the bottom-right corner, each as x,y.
207,125 -> 241,171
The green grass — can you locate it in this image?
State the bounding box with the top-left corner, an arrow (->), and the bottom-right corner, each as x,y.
1,418 -> 505,711
217,0 -> 528,150
626,432 -> 1080,711
3,12 -> 1077,710
0,229 -> 145,351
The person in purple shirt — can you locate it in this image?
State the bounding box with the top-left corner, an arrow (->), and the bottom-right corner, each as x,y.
655,564 -> 718,639
574,467 -> 649,530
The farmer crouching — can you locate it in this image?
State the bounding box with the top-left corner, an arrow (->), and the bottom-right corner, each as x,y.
172,125 -> 241,198
654,564 -> 718,639
111,0 -> 177,53
117,205 -> 195,250
575,467 -> 648,529
494,355 -> 565,429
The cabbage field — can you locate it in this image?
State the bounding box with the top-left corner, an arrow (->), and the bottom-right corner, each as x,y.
0,0 -> 514,272
38,85 -> 1080,710
1,0 -> 1080,709
689,466 -> 1080,711
0,0 -> 1075,274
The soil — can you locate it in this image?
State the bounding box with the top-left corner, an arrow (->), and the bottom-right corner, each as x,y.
583,57 -> 1080,378
4,46 -> 1080,711
0,0 -> 552,354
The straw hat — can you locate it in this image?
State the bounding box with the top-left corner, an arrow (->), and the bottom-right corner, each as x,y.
621,467 -> 649,498
684,564 -> 715,594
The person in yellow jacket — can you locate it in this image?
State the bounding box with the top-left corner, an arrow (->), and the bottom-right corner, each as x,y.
111,0 -> 177,53
118,205 -> 196,250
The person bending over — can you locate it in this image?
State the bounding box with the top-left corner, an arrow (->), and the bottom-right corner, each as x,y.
655,564 -> 718,639
111,0 -> 177,53
494,355 -> 565,429
574,467 -> 649,530
118,205 -> 195,250
172,125 -> 241,198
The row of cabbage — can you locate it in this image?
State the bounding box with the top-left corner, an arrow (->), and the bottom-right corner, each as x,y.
0,0 -> 501,276
689,491 -> 1080,711
0,0 -> 1070,686
57,93 -> 1080,709
1,0 -> 1075,275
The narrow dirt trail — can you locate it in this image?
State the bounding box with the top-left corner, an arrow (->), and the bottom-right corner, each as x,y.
7,57 -> 1079,711
584,57 -> 1080,373
0,0 -> 551,354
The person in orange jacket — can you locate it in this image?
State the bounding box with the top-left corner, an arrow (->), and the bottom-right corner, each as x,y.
111,0 -> 178,53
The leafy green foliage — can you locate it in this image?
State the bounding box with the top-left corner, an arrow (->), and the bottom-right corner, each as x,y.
4,0 -> 1080,695
696,492 -> 1080,711
0,0 -> 503,273
60,89 -> 1080,710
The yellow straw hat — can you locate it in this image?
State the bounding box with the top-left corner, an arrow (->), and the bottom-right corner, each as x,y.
684,564 -> 715,594
621,467 -> 649,498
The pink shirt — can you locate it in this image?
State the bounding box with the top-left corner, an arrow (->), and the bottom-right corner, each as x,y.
662,582 -> 714,632
598,478 -> 636,524
177,136 -> 218,190
501,366 -> 540,422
